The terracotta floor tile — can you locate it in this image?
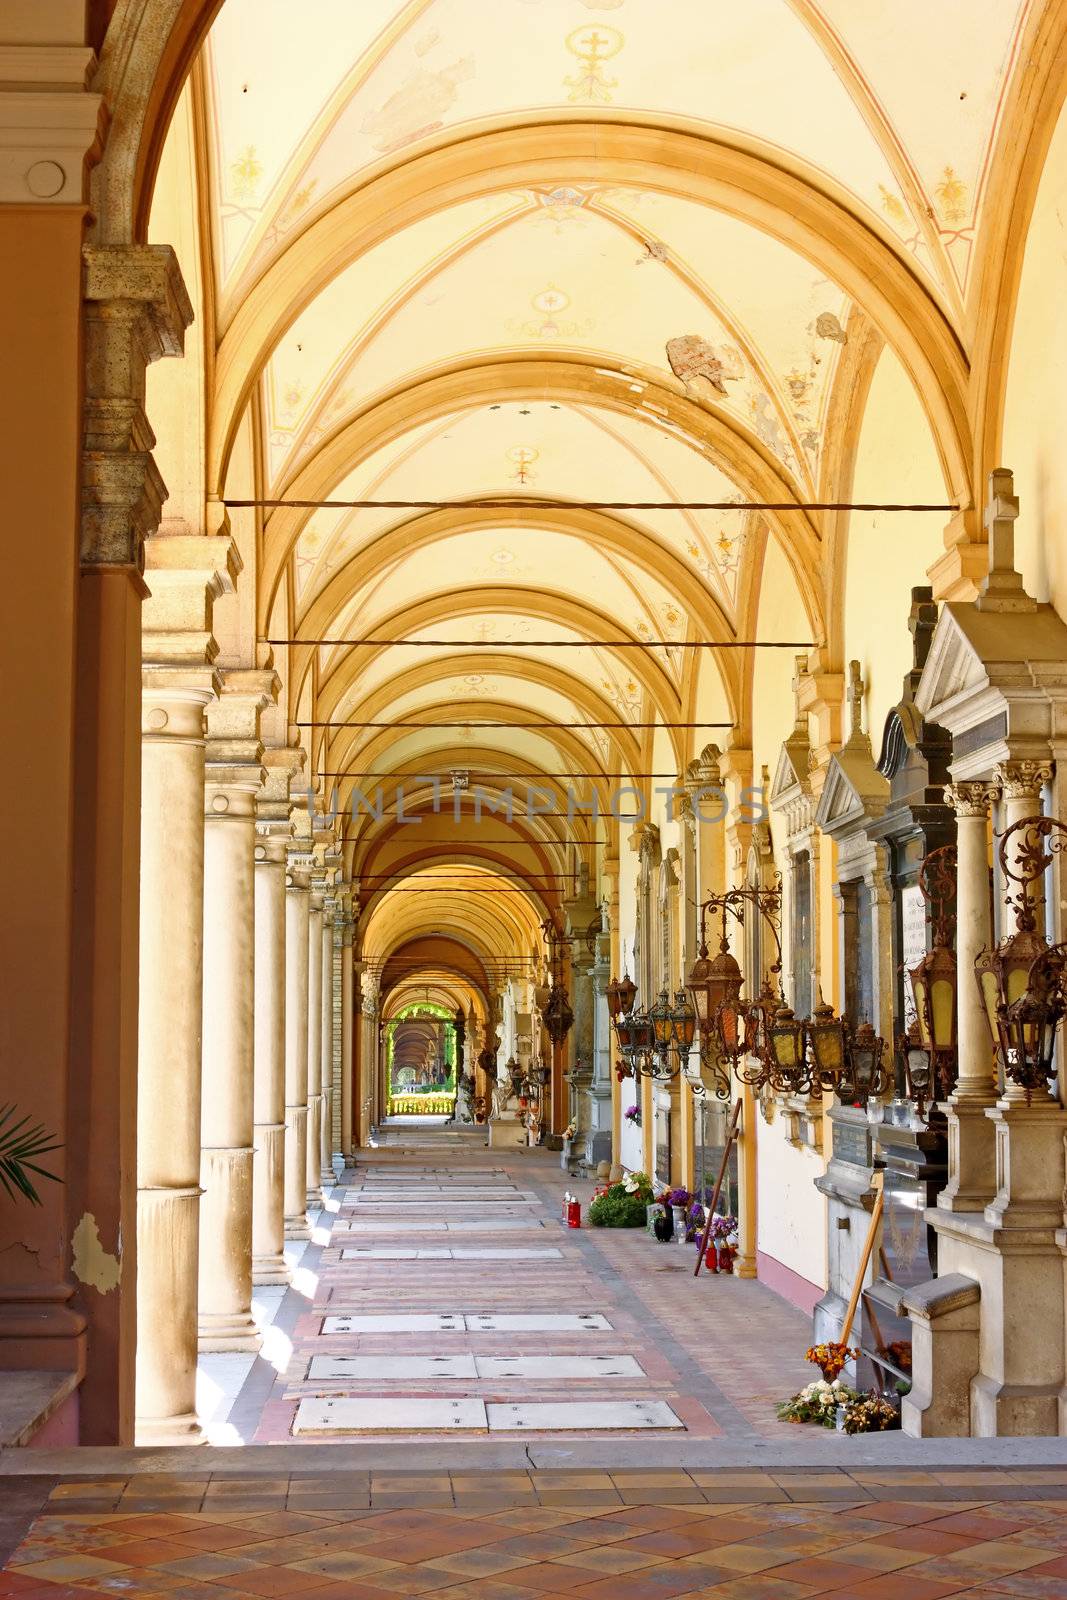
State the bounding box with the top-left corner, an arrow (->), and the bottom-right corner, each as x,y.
574,1569 -> 713,1600
925,1512 -> 1033,1540
844,1577 -> 972,1599
615,1528 -> 735,1559
765,1557 -> 873,1588
107,1516 -> 205,1539
556,1544 -> 668,1574
842,1503 -> 953,1529
417,1547 -> 533,1579
12,1557 -> 130,1584
491,1562 -> 595,1594
158,1551 -> 265,1580
90,1537 -> 197,1567
289,1554 -> 403,1583
226,1569 -> 335,1597
607,1508 -> 710,1531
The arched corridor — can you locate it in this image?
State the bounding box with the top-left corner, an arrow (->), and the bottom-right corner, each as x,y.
11,0 -> 1067,1562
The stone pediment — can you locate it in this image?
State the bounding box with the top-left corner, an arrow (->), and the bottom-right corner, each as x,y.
916,599 -> 1067,740
814,742 -> 890,838
770,734 -> 810,808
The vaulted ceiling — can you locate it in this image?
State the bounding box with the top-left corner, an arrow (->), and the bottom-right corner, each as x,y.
161,0 -> 1031,996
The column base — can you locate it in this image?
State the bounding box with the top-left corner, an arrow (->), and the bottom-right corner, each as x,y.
972,1373 -> 1063,1438
135,1412 -> 205,1447
197,1310 -> 261,1354
937,1098 -> 998,1213
285,1214 -> 310,1240
252,1253 -> 290,1286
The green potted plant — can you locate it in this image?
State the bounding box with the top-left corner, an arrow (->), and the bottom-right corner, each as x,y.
0,1104 -> 61,1206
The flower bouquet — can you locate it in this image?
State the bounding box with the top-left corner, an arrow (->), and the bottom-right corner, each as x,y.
806,1341 -> 858,1382
840,1391 -> 901,1434
624,1103 -> 641,1127
777,1378 -> 858,1427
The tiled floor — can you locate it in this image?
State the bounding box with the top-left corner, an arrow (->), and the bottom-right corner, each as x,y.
5,1466 -> 1067,1598
5,1133 -> 1067,1592
197,1127 -> 817,1446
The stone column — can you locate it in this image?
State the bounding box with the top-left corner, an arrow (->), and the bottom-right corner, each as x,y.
136,532 -> 238,1444
306,885 -> 324,1203
939,782 -> 999,1211
320,898 -> 336,1184
251,749 -> 299,1284
996,762 -> 1053,937
284,846 -> 312,1239
341,906 -> 355,1159
67,244 -> 192,1443
198,671 -> 275,1352
361,984 -> 380,1141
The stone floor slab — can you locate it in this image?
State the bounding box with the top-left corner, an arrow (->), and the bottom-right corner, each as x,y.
474,1356 -> 644,1379
486,1402 -> 684,1431
320,1314 -> 465,1334
293,1398 -> 488,1433
308,1355 -> 480,1380
467,1314 -> 612,1332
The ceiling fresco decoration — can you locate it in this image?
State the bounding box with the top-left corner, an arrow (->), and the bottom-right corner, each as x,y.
206,0 -> 1029,304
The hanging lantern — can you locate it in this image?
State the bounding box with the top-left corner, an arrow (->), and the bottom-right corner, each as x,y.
807,999 -> 847,1092
899,1019 -> 934,1120
766,1005 -> 810,1094
686,936 -> 743,1037
670,988 -> 697,1055
975,815 -> 1067,1102
607,972 -> 638,1023
649,988 -> 674,1074
840,1021 -> 887,1104
543,983 -> 574,1045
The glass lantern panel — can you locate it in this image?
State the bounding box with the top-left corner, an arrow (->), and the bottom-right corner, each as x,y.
930,976 -> 955,1050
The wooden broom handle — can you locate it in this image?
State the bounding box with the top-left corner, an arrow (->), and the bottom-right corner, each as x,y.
839,1187 -> 884,1347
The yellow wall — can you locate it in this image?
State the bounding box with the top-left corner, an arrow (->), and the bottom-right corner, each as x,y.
1002,96 -> 1067,613
843,348 -> 947,741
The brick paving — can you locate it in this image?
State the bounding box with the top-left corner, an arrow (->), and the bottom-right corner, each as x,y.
5,1467 -> 1067,1597
228,1131 -> 817,1445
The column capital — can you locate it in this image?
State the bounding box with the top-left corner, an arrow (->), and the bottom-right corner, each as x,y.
82,246 -> 195,569
254,834 -> 289,866
285,849 -> 313,892
204,669 -> 276,809
0,43 -> 105,205
993,760 -> 1054,802
257,746 -> 302,839
142,533 -> 241,667
944,781 -> 1000,818
83,245 -> 194,363
141,671 -> 218,743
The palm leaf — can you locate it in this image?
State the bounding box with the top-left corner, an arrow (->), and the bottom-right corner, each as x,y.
0,1104 -> 62,1207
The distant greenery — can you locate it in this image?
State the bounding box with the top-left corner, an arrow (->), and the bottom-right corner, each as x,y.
0,1105 -> 62,1206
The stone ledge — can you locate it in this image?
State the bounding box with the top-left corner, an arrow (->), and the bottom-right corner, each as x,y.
0,1369 -> 79,1448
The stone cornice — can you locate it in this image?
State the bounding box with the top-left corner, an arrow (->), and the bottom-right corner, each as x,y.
0,45 -> 104,204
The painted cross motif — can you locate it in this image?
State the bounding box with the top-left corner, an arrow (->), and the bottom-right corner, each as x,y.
564,25 -> 623,104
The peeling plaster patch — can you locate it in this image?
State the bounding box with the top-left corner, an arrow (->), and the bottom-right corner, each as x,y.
72,1213 -> 120,1293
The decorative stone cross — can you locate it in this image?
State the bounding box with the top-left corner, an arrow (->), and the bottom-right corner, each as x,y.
846,660 -> 865,740
791,654 -> 807,731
